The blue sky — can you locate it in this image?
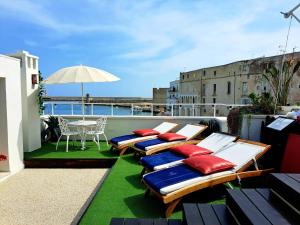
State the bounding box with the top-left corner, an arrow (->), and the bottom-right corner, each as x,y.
1,0 -> 300,97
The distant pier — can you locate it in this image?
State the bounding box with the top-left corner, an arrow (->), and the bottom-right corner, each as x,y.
43,96 -> 153,104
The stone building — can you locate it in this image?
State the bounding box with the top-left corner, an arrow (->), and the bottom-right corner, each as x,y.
167,80 -> 180,105
179,51 -> 300,116
152,88 -> 168,104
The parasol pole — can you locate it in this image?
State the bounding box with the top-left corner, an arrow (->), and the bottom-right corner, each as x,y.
81,82 -> 85,120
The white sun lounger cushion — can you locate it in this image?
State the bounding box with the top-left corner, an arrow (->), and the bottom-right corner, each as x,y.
153,122 -> 178,134
196,133 -> 237,152
150,141 -> 265,194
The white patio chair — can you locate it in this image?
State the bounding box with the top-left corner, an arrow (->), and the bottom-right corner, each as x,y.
86,117 -> 108,150
56,117 -> 80,152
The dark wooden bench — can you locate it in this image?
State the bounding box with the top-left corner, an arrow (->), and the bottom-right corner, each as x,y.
183,203 -> 237,225
110,218 -> 182,225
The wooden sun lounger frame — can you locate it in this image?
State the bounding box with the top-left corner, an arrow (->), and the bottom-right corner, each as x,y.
142,139 -> 272,217
109,124 -> 179,155
131,125 -> 208,156
141,132 -> 240,175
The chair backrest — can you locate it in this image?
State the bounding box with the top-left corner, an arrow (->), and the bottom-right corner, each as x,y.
58,117 -> 70,134
153,122 -> 178,134
197,133 -> 237,153
176,124 -> 207,140
215,141 -> 266,171
95,117 -> 107,133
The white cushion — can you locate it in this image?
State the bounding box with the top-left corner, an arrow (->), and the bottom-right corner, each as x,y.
176,124 -> 206,140
197,133 -> 236,152
153,122 -> 178,134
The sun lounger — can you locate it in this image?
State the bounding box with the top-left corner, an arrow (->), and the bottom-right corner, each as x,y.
140,132 -> 238,172
142,139 -> 271,217
131,124 -> 208,156
110,122 -> 178,155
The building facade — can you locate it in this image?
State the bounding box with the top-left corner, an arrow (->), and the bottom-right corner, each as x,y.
167,80 -> 180,105
179,51 -> 300,116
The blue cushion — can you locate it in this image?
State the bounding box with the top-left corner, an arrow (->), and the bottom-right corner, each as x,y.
140,152 -> 185,170
134,138 -> 167,151
143,164 -> 202,193
110,134 -> 139,145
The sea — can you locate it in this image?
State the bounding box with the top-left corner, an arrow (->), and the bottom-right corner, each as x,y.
43,102 -> 151,116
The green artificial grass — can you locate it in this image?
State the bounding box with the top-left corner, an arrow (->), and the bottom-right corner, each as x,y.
79,155 -> 227,225
24,141 -> 118,159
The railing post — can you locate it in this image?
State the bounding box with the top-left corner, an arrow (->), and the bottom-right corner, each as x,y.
192,104 -> 195,117
131,104 -> 134,116
213,104 -> 216,117
171,104 -> 174,116
91,103 -> 94,115
51,103 -> 54,115
71,103 -> 74,115
111,103 -> 113,116
151,104 -> 154,116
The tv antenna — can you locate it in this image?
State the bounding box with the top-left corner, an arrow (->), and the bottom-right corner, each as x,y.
281,3 -> 300,23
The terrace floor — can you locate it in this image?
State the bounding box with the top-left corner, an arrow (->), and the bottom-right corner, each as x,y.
24,141 -> 231,225
0,168 -> 108,225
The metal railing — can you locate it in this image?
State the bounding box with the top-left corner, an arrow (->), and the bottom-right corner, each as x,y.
43,102 -> 251,117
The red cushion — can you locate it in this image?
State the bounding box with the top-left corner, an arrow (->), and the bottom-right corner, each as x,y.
157,133 -> 187,142
133,129 -> 160,136
170,144 -> 212,157
280,133 -> 300,173
183,155 -> 235,174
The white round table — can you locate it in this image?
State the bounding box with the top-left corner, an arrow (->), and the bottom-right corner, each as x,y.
68,120 -> 97,150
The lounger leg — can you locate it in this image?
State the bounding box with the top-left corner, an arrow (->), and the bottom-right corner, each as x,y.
56,135 -> 62,151
165,198 -> 182,218
119,147 -> 128,156
96,134 -> 100,151
140,168 -> 146,177
144,188 -> 151,197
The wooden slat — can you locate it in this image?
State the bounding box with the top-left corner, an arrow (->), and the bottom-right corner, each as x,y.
241,189 -> 291,225
124,218 -> 140,225
269,173 -> 300,211
137,218 -> 154,225
226,189 -> 272,225
110,218 -> 125,225
183,203 -> 204,225
197,204 -> 221,225
167,219 -> 182,225
153,218 -> 168,225
286,173 -> 300,183
212,205 -> 237,225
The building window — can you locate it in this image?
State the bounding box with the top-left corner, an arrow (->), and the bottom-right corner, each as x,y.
227,81 -> 231,94
213,98 -> 216,103
264,86 -> 266,91
213,84 -> 216,95
202,98 -> 205,103
234,71 -> 236,75
27,57 -> 31,68
182,75 -> 184,80
32,58 -> 36,69
242,82 -> 248,95
203,70 -> 206,76
202,84 -> 206,96
247,74 -> 250,79
214,71 -> 216,76
187,74 -> 189,79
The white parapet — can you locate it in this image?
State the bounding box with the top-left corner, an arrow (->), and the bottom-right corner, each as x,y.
0,54 -> 24,173
9,51 -> 41,152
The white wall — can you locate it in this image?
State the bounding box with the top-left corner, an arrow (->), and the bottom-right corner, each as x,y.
10,51 -> 41,152
57,115 -> 228,139
0,55 -> 24,173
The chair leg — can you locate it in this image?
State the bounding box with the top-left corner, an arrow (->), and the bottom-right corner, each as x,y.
103,133 -> 109,146
66,135 -> 70,152
56,135 -> 62,151
96,134 -> 100,151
